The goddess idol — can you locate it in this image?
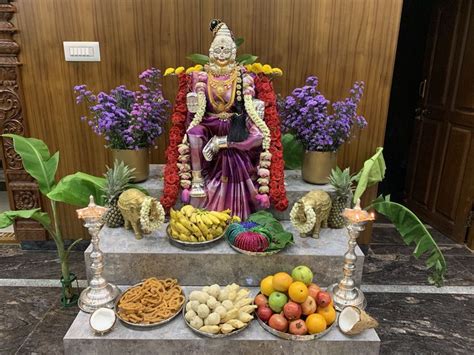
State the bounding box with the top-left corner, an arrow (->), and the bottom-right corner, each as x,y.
161,20 -> 288,219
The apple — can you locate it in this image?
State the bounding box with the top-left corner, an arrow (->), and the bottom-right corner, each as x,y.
283,301 -> 302,320
301,296 -> 317,315
307,283 -> 321,300
289,319 -> 308,335
291,265 -> 314,285
268,291 -> 288,313
316,291 -> 331,308
268,313 -> 288,332
254,294 -> 268,307
257,305 -> 273,322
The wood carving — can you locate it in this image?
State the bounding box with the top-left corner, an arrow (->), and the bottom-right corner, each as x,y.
0,0 -> 46,240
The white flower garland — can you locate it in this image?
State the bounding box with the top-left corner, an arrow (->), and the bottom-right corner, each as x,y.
244,94 -> 271,150
140,197 -> 165,231
290,202 -> 317,234
187,91 -> 206,132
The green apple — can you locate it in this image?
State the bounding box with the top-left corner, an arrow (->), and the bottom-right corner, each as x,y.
268,291 -> 288,313
291,265 -> 314,285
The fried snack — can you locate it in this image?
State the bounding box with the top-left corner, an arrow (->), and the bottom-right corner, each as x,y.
117,277 -> 185,325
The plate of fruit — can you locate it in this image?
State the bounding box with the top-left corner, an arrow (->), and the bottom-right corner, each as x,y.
167,205 -> 233,249
183,283 -> 256,338
225,211 -> 294,256
255,265 -> 336,340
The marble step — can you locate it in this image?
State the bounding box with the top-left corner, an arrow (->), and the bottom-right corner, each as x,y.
64,286 -> 380,355
86,221 -> 363,287
138,164 -> 334,220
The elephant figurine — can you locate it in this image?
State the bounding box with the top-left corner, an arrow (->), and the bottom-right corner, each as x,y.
117,188 -> 165,239
289,190 -> 332,238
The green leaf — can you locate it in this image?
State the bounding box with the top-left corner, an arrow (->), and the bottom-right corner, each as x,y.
235,37 -> 244,47
0,209 -> 51,229
65,238 -> 83,259
369,197 -> 447,286
247,211 -> 294,251
2,134 -> 59,195
236,54 -> 258,65
48,172 -> 106,207
282,133 -> 304,169
186,53 -> 210,65
353,147 -> 386,203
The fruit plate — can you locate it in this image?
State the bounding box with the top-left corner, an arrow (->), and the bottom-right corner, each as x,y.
115,282 -> 185,328
256,315 -> 335,341
226,239 -> 282,256
182,306 -> 252,338
166,226 -> 225,250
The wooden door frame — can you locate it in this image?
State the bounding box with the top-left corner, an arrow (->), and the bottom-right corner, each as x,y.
0,0 -> 46,240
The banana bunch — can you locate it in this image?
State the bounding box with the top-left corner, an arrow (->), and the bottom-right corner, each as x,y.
169,205 -> 232,242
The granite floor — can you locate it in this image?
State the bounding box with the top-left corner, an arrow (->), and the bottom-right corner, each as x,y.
0,224 -> 473,354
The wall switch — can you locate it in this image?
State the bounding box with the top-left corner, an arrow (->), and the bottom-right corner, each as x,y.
63,41 -> 100,62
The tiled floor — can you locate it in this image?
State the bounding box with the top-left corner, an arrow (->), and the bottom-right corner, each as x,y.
0,224 -> 473,354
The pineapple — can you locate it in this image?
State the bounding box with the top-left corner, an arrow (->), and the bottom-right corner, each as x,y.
328,167 -> 355,228
102,160 -> 135,228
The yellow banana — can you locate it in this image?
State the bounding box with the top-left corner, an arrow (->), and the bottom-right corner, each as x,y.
200,213 -> 214,226
181,205 -> 195,218
210,211 -> 230,223
198,235 -> 207,242
190,223 -> 204,238
207,213 -> 221,225
214,226 -> 224,236
189,235 -> 199,242
179,233 -> 191,241
175,222 -> 191,236
190,212 -> 198,224
170,208 -> 177,220
196,219 -> 209,236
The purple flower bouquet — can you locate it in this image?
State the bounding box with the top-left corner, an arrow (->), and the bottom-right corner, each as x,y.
280,76 -> 367,152
74,68 -> 170,150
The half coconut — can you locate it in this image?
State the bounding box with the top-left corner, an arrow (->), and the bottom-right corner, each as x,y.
338,306 -> 378,335
89,307 -> 116,335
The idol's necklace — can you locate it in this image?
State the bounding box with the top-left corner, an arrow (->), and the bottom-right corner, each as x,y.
207,69 -> 237,113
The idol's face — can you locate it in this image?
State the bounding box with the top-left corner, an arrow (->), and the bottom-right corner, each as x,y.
209,36 -> 236,67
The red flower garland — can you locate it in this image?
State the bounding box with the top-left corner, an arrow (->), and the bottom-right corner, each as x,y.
254,74 -> 288,211
160,74 -> 190,210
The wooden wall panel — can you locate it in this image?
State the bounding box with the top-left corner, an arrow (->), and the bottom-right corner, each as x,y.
13,0 -> 402,241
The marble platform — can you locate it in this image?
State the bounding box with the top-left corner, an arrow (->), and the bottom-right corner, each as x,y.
64,287 -> 380,355
86,221 -> 363,287
138,164 -> 335,220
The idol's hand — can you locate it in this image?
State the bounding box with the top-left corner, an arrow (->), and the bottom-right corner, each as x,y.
203,136 -> 227,161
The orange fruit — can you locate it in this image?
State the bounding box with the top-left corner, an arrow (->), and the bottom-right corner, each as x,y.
317,305 -> 336,325
260,275 -> 275,296
272,272 -> 293,292
306,313 -> 327,334
288,281 -> 309,303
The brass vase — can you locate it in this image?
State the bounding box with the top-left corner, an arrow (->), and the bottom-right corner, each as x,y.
112,148 -> 149,182
302,151 -> 337,184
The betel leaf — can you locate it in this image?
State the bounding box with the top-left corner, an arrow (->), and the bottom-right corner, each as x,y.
353,147 -> 386,203
369,195 -> 447,286
186,53 -> 210,65
282,133 -> 304,170
247,211 -> 294,251
48,172 -> 106,207
0,209 -> 51,229
236,54 -> 258,65
235,37 -> 244,47
2,134 -> 59,195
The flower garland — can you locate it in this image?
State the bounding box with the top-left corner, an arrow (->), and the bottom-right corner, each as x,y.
186,91 -> 207,132
244,94 -> 271,150
289,202 -> 316,234
254,74 -> 288,211
140,197 -> 165,231
160,74 -> 190,210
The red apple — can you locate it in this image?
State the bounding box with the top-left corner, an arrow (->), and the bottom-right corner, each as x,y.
301,296 -> 317,315
289,319 -> 308,335
316,291 -> 331,308
283,301 -> 302,320
268,313 -> 288,332
254,294 -> 268,307
257,305 -> 273,323
307,283 -> 321,300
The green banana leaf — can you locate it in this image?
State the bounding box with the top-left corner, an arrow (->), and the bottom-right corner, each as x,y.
236,54 -> 258,65
369,195 -> 447,286
48,172 -> 106,207
186,53 -> 210,65
235,37 -> 244,47
353,147 -> 386,203
282,133 -> 304,169
0,209 -> 51,229
2,134 -> 59,195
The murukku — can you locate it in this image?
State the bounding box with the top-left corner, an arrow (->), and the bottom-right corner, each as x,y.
117,277 -> 185,325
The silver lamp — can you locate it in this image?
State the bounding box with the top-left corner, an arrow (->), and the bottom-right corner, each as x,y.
76,196 -> 120,313
327,199 -> 374,311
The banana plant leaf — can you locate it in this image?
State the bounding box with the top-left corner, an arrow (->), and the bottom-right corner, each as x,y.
186,53 -> 210,65
2,134 -> 59,195
0,209 -> 51,229
236,54 -> 258,65
353,147 -> 386,203
47,172 -> 106,207
282,133 -> 304,169
235,37 -> 244,47
369,195 -> 447,286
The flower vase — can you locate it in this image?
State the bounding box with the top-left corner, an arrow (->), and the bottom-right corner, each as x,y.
112,148 -> 149,182
302,151 -> 337,184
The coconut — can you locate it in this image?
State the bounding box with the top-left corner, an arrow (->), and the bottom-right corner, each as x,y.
89,308 -> 116,335
338,306 -> 378,335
